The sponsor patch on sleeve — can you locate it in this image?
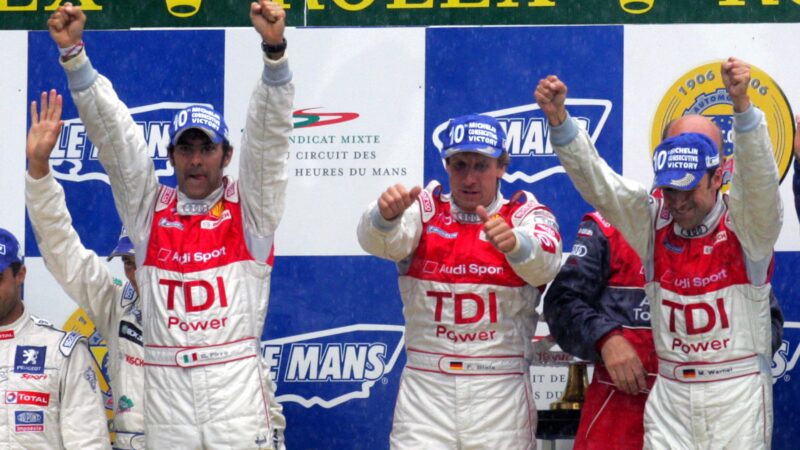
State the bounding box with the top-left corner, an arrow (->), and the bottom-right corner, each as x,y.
84,367 -> 98,393
122,283 -> 136,302
418,189 -> 436,223
156,186 -> 176,211
59,331 -> 82,357
570,244 -> 588,257
511,201 -> 539,226
119,321 -> 144,347
533,223 -> 560,254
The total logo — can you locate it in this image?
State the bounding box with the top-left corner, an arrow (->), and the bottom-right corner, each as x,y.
51,102 -> 215,185
772,321 -> 800,384
5,390 -> 50,407
261,324 -> 404,409
430,98 -> 612,184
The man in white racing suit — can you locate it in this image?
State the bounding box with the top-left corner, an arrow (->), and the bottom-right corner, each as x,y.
25,89 -> 287,449
536,58 -> 782,449
358,114 -> 563,449
0,226 -> 110,449
26,89 -> 144,449
48,1 -> 293,448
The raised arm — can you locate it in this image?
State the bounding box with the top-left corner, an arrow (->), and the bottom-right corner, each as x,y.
49,3 -> 158,257
25,90 -> 122,338
535,76 -> 655,261
722,58 -> 783,263
239,0 -> 295,261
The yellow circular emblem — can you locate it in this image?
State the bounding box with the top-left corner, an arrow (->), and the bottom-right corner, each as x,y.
651,61 -> 794,191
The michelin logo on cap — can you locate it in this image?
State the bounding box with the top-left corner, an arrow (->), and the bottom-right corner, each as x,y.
653,132 -> 720,191
169,105 -> 230,146
440,114 -> 507,159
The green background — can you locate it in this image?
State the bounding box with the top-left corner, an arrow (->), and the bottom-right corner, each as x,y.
3,0 -> 800,29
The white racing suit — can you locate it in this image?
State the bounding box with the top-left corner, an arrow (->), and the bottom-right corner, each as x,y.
0,308 -> 111,449
61,49 -> 293,449
27,171 -> 145,449
358,181 -> 563,449
549,106 -> 782,449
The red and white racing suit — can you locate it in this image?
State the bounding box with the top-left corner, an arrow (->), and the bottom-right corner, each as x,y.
550,106 -> 782,449
358,181 -> 562,449
61,49 -> 293,449
27,171 -> 145,449
0,308 -> 110,449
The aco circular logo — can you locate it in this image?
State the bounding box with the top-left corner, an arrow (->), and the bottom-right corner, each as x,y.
651,61 -> 794,191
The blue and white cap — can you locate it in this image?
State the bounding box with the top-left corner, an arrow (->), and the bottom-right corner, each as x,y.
107,227 -> 134,261
0,228 -> 22,273
169,105 -> 229,146
653,132 -> 720,191
440,114 -> 507,159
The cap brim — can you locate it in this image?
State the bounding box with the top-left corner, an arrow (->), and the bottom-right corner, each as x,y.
107,242 -> 135,261
171,126 -> 225,146
107,252 -> 132,262
653,169 -> 704,191
442,144 -> 503,159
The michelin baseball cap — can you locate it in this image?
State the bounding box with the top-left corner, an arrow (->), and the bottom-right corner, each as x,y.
0,228 -> 23,272
107,228 -> 134,261
169,105 -> 229,146
653,132 -> 720,191
440,114 -> 507,159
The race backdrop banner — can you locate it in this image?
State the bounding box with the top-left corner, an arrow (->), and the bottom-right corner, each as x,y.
5,0 -> 800,28
424,25 -> 624,248
9,24 -> 800,449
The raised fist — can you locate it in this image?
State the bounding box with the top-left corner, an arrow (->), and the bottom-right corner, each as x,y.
721,57 -> 751,113
47,2 -> 86,49
251,1 -> 286,47
534,75 -> 568,126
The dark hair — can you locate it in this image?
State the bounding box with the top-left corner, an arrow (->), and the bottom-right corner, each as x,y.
9,262 -> 22,277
